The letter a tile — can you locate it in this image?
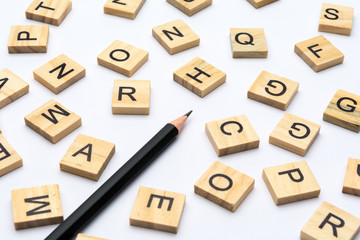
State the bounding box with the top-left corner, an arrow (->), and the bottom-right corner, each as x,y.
205,115 -> 259,156
11,184 -> 63,230
294,35 -> 344,72
0,68 -> 29,109
319,3 -> 354,36
343,158 -> 360,196
8,25 -> 49,53
194,161 -> 254,212
262,161 -> 320,205
24,99 -> 81,144
0,133 -> 23,177
129,187 -> 186,234
301,201 -> 360,240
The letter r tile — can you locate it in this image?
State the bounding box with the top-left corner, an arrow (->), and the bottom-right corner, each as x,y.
11,184 -> 63,230
262,161 -> 320,205
301,201 -> 360,240
194,161 -> 254,212
129,187 -> 186,233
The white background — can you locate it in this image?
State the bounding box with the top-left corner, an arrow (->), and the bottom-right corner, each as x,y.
1,0 -> 360,239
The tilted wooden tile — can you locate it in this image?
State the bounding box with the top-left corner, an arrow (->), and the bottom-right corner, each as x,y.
26,0 -> 72,26
0,68 -> 29,109
0,134 -> 23,177
323,90 -> 360,132
130,186 -> 186,234
294,35 -> 344,72
247,70 -> 299,110
104,0 -> 146,20
11,184 -> 63,230
343,158 -> 360,196
205,115 -> 259,156
33,54 -> 86,94
195,161 -> 254,212
166,0 -> 212,16
319,3 -> 354,36
76,234 -> 107,240
173,57 -> 226,98
112,80 -> 150,115
269,113 -> 320,156
97,40 -> 148,77
24,99 -> 81,144
301,201 -> 360,240
263,161 -> 320,205
152,19 -> 200,55
60,134 -> 115,181
8,25 -> 49,54
247,0 -> 278,8
231,28 -> 268,58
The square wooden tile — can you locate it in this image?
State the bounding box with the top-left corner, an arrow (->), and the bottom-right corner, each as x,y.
97,40 -> 149,77
323,90 -> 360,132
0,134 -> 23,177
8,25 -> 49,53
166,0 -> 212,16
269,113 -> 320,156
76,234 -> 107,240
129,186 -> 186,234
247,70 -> 299,110
26,0 -> 72,26
231,28 -> 268,58
319,3 -> 354,36
60,134 -> 115,181
0,68 -> 29,109
104,0 -> 146,20
24,99 -> 81,144
33,54 -> 85,94
247,0 -> 278,8
152,19 -> 200,55
301,201 -> 360,240
194,161 -> 254,212
112,80 -> 150,115
11,184 -> 63,230
205,115 -> 259,156
173,57 -> 226,98
263,161 -> 320,205
294,35 -> 344,72
343,158 -> 360,196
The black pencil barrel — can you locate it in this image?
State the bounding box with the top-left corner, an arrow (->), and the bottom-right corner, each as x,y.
45,124 -> 179,240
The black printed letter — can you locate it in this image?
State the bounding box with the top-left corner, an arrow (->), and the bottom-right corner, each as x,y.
25,195 -> 51,216
319,213 -> 345,237
35,1 -> 55,11
289,123 -> 310,139
41,105 -> 70,124
49,63 -> 74,80
278,168 -> 304,182
110,49 -> 130,62
112,0 -> 126,5
307,44 -> 323,58
220,121 -> 243,136
162,26 -> 184,41
0,78 -> 9,89
324,8 -> 339,20
265,80 -> 287,96
336,97 -> 357,113
0,143 -> 11,161
186,67 -> 210,84
118,87 -> 136,101
72,144 -> 93,162
147,194 -> 174,211
17,31 -> 37,41
209,174 -> 233,191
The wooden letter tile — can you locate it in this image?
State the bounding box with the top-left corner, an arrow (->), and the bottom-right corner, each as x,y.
76,234 -> 107,240
166,0 -> 212,16
0,68 -> 29,109
0,134 -> 23,177
301,201 -> 360,240
323,90 -> 360,132
294,35 -> 344,72
26,0 -> 72,26
97,40 -> 148,77
33,54 -> 86,94
152,19 -> 200,55
112,80 -> 150,115
231,28 -> 268,58
247,0 -> 278,9
194,161 -> 254,212
173,57 -> 226,98
104,0 -> 146,20
24,99 -> 81,144
269,113 -> 320,156
247,70 -> 299,110
263,161 -> 320,205
11,184 -> 63,230
8,25 -> 49,54
60,134 -> 115,181
319,3 -> 354,36
129,186 -> 186,234
205,115 -> 259,156
343,158 -> 360,196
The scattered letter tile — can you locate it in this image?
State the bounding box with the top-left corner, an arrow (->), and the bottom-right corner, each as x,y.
0,134 -> 23,177
231,28 -> 268,58
0,68 -> 29,109
8,25 -> 49,53
319,3 -> 354,36
104,0 -> 146,20
343,158 -> 360,196
166,0 -> 212,16
247,0 -> 278,9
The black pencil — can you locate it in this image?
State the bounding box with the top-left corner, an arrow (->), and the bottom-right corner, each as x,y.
45,111 -> 192,240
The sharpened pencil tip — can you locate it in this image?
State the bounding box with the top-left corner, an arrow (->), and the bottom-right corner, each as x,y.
184,110 -> 193,117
